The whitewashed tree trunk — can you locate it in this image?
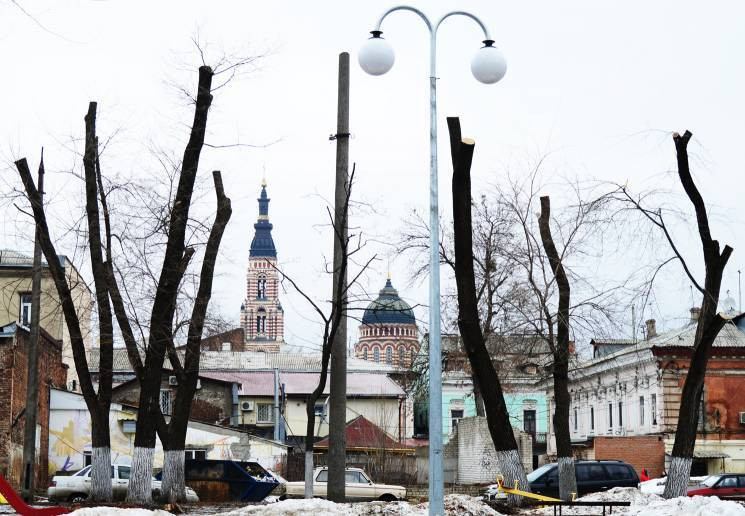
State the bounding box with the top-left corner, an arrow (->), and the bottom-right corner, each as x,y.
497,449 -> 530,507
126,446 -> 155,504
89,447 -> 112,502
160,450 -> 186,503
663,456 -> 692,499
558,456 -> 577,501
304,450 -> 314,499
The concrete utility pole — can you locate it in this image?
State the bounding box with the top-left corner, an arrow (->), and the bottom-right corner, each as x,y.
328,51 -> 350,503
22,154 -> 44,501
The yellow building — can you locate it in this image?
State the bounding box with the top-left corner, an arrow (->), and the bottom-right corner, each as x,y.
0,250 -> 93,391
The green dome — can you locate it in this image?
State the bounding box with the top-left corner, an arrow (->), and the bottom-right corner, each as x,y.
362,278 -> 416,326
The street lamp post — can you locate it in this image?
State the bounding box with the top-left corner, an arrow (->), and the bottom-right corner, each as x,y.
359,6 -> 506,515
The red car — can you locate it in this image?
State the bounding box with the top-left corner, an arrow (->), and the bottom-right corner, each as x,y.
687,474 -> 745,498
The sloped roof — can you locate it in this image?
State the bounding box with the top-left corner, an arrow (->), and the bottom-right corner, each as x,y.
315,415 -> 412,451
90,348 -> 399,374
205,371 -> 404,397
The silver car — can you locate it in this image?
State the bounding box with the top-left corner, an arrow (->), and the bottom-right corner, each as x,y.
48,464 -> 199,503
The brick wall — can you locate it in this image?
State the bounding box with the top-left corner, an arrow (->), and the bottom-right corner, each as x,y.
0,326 -> 67,490
594,435 -> 665,478
112,374 -> 232,424
200,328 -> 246,352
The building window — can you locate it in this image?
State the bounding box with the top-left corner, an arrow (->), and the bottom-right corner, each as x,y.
590,407 -> 594,430
373,348 -> 380,363
84,451 -> 92,466
257,278 -> 267,299
160,390 -> 172,415
618,401 -> 623,427
184,449 -> 207,460
256,315 -> 266,333
451,409 -> 464,431
651,393 -> 657,425
385,347 -> 393,365
639,396 -> 645,426
19,293 -> 32,326
257,403 -> 274,423
523,409 -> 536,439
573,407 -> 578,431
608,403 -> 613,428
398,348 -> 405,366
363,348 -> 368,360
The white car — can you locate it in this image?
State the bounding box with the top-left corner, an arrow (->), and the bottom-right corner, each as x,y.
283,467 -> 406,501
48,464 -> 199,503
482,483 -> 508,501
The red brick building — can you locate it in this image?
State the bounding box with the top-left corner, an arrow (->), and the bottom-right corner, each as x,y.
0,322 -> 67,489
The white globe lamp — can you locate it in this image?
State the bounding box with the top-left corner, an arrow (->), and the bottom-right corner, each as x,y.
359,31 -> 395,76
471,40 -> 507,84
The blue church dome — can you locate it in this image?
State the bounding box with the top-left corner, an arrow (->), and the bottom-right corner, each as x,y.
362,278 -> 416,326
249,182 -> 277,258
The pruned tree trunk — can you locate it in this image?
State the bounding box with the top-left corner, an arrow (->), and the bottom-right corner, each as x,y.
659,131 -> 733,498
15,101 -> 115,502
127,65 -> 214,504
538,195 -> 577,501
448,116 -> 529,506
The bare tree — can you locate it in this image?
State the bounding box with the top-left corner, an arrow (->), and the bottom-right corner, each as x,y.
448,117 -> 530,505
616,131 -> 732,498
15,103 -> 116,502
537,195 -> 577,500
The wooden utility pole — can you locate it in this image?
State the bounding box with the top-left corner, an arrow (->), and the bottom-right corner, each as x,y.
328,51 -> 350,503
22,153 -> 44,502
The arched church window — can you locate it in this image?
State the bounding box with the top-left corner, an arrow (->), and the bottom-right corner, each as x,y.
386,347 -> 393,365
257,277 -> 267,298
373,348 -> 380,363
256,315 -> 266,333
363,348 -> 368,360
398,348 -> 405,366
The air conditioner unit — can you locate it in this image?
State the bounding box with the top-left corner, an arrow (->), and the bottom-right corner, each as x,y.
739,412 -> 745,424
240,401 -> 254,412
168,376 -> 178,386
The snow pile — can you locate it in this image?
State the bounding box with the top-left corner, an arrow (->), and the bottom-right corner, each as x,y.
629,495 -> 745,516
69,508 -> 173,516
533,487 -> 745,515
219,494 -> 501,515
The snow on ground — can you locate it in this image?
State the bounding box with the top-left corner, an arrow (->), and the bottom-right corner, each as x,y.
530,487 -> 745,515
69,508 -> 174,515
216,494 -> 501,515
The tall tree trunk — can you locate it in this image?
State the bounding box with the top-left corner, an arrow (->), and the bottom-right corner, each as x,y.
160,171 -> 231,502
448,117 -> 529,506
127,65 -> 214,504
538,195 -> 577,501
660,131 -> 732,498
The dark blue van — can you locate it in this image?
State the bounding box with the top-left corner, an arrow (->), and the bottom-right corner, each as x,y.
528,460 -> 639,498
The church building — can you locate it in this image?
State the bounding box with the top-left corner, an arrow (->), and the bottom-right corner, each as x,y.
239,181 -> 284,352
354,277 -> 419,368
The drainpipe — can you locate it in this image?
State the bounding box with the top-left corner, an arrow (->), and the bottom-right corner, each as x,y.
231,383 -> 240,426
273,368 -> 280,441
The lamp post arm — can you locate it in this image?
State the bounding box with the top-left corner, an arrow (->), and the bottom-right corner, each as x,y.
374,5 -> 433,34
435,11 -> 491,40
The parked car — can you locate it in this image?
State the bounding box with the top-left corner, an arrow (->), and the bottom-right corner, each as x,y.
687,474 -> 745,498
528,460 -> 639,498
482,483 -> 508,501
48,464 -> 199,503
283,467 -> 406,501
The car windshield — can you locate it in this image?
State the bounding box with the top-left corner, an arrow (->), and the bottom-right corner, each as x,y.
701,475 -> 721,487
527,464 -> 554,482
74,466 -> 92,477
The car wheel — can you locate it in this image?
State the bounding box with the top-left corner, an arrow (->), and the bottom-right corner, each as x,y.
379,494 -> 397,502
68,493 -> 88,503
279,494 -> 287,501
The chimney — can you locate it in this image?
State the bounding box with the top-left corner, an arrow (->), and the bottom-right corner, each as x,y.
645,319 -> 657,340
690,307 -> 701,324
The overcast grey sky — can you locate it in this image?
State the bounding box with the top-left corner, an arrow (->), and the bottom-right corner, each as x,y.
2,0 -> 744,350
